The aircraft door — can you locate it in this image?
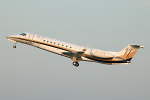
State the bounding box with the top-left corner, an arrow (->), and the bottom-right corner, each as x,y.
37,36 -> 44,47
28,34 -> 34,44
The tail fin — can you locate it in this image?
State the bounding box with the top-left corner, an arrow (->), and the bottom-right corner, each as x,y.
118,44 -> 144,60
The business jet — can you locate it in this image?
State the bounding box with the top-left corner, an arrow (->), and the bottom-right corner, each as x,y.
6,33 -> 144,67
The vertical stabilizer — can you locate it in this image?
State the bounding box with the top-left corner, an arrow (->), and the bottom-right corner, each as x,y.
118,44 -> 144,60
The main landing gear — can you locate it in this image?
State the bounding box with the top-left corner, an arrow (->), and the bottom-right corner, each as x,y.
73,62 -> 79,67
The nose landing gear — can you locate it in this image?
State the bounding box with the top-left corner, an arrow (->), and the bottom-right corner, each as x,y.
13,45 -> 16,48
73,62 -> 79,67
13,42 -> 17,48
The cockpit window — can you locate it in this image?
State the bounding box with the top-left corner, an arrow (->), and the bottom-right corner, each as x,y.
20,33 -> 26,36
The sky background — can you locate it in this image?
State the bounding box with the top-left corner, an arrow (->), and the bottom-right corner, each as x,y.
0,0 -> 150,100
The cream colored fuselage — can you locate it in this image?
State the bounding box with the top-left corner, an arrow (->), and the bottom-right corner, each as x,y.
6,33 -> 144,66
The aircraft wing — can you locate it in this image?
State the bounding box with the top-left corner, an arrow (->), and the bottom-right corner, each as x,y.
62,45 -> 89,62
62,52 -> 75,57
62,51 -> 84,61
62,51 -> 84,57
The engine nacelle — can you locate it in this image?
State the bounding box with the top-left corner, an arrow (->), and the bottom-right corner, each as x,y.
90,49 -> 113,59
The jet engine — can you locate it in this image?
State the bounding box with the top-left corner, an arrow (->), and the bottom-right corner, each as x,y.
90,49 -> 113,59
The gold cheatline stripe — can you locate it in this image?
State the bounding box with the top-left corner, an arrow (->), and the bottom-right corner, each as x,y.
12,37 -> 130,62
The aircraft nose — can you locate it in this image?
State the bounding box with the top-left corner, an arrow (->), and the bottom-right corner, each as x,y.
6,35 -> 18,39
6,35 -> 17,43
6,36 -> 11,39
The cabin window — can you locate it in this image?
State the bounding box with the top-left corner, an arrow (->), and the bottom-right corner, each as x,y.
50,42 -> 52,43
47,41 -> 49,43
54,42 -> 56,44
70,47 -> 72,49
66,46 -> 68,48
43,40 -> 45,42
58,43 -> 60,45
62,45 -> 64,46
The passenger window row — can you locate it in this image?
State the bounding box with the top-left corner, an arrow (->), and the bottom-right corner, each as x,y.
43,40 -> 72,49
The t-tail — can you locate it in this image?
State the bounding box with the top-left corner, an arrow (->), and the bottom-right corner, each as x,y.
112,44 -> 144,62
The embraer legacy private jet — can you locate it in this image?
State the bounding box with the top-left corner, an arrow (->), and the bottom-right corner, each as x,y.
6,33 -> 144,67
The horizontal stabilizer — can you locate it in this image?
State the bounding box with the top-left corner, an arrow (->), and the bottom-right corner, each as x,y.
130,44 -> 144,48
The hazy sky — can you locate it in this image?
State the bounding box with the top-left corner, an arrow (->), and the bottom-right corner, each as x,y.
0,0 -> 150,100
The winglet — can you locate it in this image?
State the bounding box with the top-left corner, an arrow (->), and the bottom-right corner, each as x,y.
82,45 -> 89,52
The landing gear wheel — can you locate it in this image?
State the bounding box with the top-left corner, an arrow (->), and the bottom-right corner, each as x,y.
73,62 -> 79,67
13,45 -> 16,48
76,63 -> 79,67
